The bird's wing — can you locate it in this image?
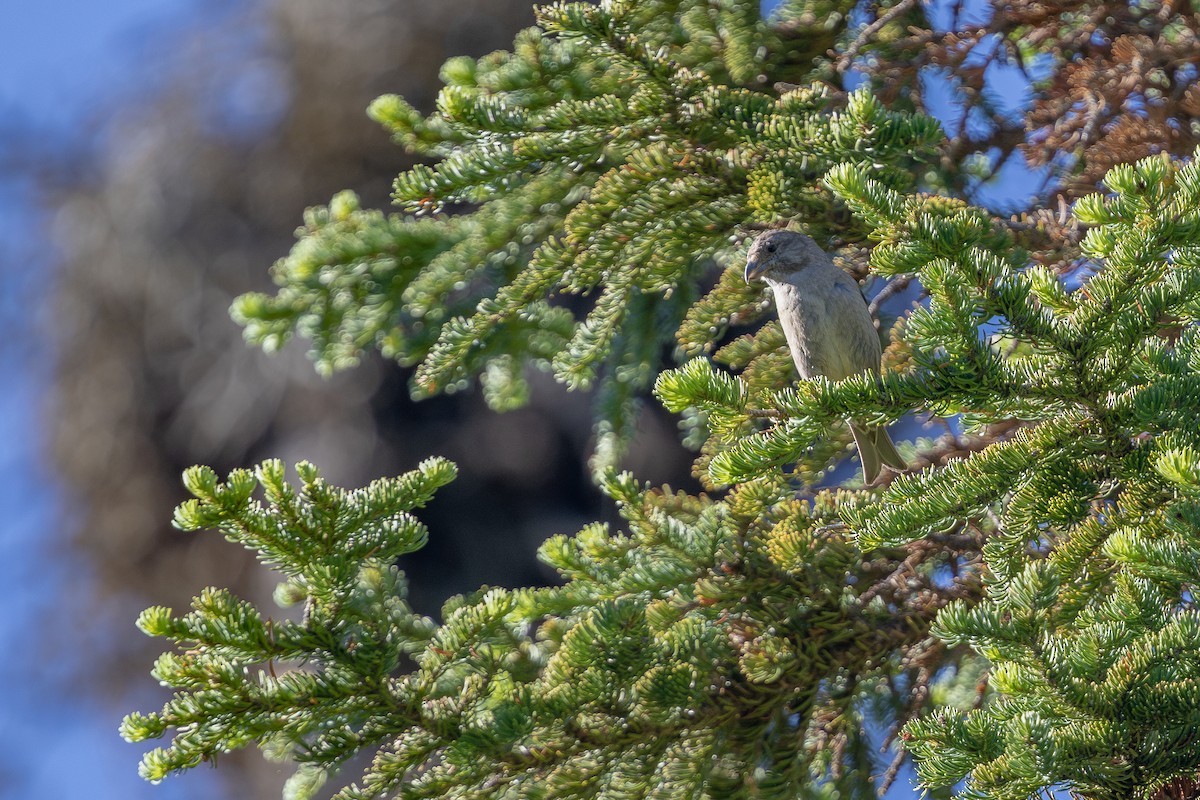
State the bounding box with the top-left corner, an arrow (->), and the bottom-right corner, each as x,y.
826,277 -> 882,379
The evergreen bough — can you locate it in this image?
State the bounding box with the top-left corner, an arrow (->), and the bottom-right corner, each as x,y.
125,2 -> 1200,798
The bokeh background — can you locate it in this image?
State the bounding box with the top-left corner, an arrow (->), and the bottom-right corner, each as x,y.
2,2 -> 698,797
3,1 -> 1041,797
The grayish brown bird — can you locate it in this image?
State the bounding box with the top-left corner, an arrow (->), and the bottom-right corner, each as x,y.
745,229 -> 906,483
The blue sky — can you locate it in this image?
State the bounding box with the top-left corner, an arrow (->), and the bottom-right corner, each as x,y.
1,2 -> 187,128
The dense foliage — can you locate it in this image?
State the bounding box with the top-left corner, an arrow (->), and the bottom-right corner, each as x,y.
124,2 -> 1200,799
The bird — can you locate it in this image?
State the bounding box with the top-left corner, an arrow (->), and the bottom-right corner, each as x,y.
744,229 -> 906,483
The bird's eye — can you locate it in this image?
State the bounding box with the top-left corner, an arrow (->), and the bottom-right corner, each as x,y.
766,243 -> 777,253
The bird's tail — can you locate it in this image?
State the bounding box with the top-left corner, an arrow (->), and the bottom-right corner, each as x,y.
849,422 -> 907,484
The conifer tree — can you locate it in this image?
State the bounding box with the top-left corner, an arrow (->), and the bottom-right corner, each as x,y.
123,2 -> 1200,798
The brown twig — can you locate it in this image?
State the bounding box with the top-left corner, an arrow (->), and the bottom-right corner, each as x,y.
837,0 -> 921,73
868,276 -> 914,319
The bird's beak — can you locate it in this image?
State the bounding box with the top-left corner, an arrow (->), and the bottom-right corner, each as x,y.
744,260 -> 766,283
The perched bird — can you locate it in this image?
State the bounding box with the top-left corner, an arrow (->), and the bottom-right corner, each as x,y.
745,229 -> 905,482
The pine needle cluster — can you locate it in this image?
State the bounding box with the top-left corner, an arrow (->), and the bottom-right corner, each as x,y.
124,2 -> 1200,798
231,0 -> 940,471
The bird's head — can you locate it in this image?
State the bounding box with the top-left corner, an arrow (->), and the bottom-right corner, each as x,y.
744,229 -> 825,283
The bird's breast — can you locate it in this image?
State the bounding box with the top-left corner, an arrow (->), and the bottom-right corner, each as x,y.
769,275 -> 880,381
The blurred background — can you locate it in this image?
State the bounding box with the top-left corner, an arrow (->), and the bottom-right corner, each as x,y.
2,2 -> 698,797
